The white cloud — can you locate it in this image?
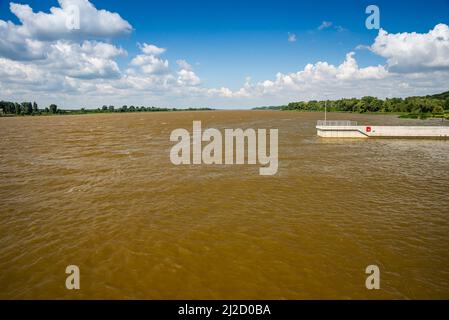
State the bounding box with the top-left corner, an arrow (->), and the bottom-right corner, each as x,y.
46,41 -> 126,79
370,23 -> 449,72
0,0 -> 131,61
176,59 -> 193,71
0,40 -> 125,87
130,54 -> 169,75
130,43 -> 170,75
318,21 -> 332,30
0,0 -> 448,109
175,60 -> 200,86
138,43 -> 166,56
0,20 -> 47,60
0,57 -> 45,84
215,52 -> 389,100
207,87 -> 233,98
9,0 -> 132,40
316,21 -> 346,33
288,32 -> 297,42
177,69 -> 201,86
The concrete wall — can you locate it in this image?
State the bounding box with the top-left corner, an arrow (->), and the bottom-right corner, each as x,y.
316,126 -> 367,138
316,125 -> 449,138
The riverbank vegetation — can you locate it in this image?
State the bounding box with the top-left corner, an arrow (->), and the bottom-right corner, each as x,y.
0,101 -> 212,117
254,91 -> 449,120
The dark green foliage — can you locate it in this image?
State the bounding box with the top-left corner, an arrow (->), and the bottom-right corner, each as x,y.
32,102 -> 39,114
444,98 -> 449,111
278,93 -> 448,115
21,102 -> 33,115
0,100 -> 212,116
49,104 -> 58,114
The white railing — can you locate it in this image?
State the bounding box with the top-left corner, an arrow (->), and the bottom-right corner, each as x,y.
317,120 -> 358,126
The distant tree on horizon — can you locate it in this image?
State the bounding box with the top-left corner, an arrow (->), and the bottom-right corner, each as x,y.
49,104 -> 58,114
32,102 -> 39,114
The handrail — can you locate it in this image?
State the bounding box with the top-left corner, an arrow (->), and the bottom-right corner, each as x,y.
317,120 -> 358,126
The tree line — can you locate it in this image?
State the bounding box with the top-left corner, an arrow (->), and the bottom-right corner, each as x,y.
94,105 -> 211,113
0,101 -> 212,116
283,96 -> 448,114
254,91 -> 449,118
0,101 -> 59,115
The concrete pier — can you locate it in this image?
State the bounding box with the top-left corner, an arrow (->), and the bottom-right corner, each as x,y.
316,120 -> 449,138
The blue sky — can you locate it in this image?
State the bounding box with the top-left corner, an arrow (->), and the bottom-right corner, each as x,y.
0,0 -> 448,108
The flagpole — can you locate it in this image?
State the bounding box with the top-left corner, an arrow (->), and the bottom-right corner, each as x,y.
325,100 -> 327,124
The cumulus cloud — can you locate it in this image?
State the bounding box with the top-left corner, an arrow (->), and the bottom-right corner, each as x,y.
130,43 -> 169,75
216,52 -> 389,100
130,55 -> 169,75
126,47 -> 200,88
176,59 -> 193,71
0,0 -> 448,109
176,60 -> 200,86
177,69 -> 201,86
46,41 -> 126,79
0,0 -> 131,61
0,20 -> 47,60
0,57 -> 45,84
288,32 -> 297,42
9,0 -> 132,40
370,23 -> 449,72
0,40 -> 125,83
138,43 -> 166,56
318,21 -> 333,30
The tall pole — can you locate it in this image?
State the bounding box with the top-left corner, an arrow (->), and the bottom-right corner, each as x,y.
325,100 -> 327,124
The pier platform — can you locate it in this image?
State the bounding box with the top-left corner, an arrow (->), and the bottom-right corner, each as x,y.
316,120 -> 449,138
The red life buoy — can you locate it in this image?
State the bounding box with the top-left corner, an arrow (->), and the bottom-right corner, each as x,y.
366,126 -> 372,132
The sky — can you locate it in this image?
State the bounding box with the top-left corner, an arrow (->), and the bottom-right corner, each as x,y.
0,0 -> 448,109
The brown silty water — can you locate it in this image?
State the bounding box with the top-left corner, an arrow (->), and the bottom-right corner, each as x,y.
0,110 -> 448,299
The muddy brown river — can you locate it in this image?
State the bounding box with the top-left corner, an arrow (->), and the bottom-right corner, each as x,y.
1,111 -> 448,299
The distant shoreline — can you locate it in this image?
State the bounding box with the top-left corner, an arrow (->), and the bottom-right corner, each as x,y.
0,102 -> 214,117
253,91 -> 449,120
2,89 -> 449,120
1,108 -> 449,121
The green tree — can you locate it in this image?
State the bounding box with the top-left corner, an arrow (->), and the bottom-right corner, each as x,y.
354,100 -> 366,113
432,105 -> 444,114
21,102 -> 32,115
49,104 -> 58,114
444,98 -> 449,111
15,103 -> 21,115
32,102 -> 39,114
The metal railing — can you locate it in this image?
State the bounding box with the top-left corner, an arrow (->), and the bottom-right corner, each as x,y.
317,120 -> 358,126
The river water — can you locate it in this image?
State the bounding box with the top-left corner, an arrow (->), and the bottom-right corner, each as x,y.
0,111 -> 448,299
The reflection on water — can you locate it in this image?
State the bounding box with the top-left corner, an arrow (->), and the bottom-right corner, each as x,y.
0,111 -> 448,299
